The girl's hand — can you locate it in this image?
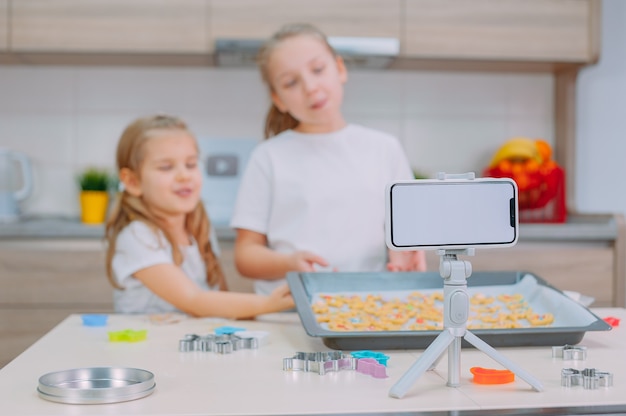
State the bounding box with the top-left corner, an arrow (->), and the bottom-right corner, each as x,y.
290,250 -> 330,272
387,250 -> 427,272
267,283 -> 295,311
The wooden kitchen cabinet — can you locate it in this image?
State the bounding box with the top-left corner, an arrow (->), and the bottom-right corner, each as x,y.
0,239 -> 113,368
210,0 -> 401,40
8,0 -> 403,56
402,0 -> 600,63
0,0 -> 7,51
10,0 -> 209,53
5,0 -> 600,67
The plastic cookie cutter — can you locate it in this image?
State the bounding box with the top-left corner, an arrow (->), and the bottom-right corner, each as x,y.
81,314 -> 108,327
351,350 -> 390,366
108,329 -> 147,342
214,326 -> 246,335
356,358 -> 388,379
283,351 -> 357,375
561,368 -> 614,389
470,367 -> 515,385
551,345 -> 587,361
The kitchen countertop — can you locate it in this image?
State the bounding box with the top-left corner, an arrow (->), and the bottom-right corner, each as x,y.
0,213 -> 621,242
0,216 -> 236,240
0,309 -> 624,415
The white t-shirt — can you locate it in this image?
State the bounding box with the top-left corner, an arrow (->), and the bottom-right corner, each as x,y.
230,124 -> 414,295
111,221 -> 219,314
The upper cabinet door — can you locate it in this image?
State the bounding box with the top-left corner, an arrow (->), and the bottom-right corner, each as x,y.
402,0 -> 599,63
0,0 -> 8,51
11,0 -> 209,53
210,0 -> 401,40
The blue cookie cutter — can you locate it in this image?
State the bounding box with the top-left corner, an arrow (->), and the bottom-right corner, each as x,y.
81,314 -> 108,327
214,326 -> 246,335
351,350 -> 390,366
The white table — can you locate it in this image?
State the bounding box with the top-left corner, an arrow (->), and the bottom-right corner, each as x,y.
0,309 -> 624,415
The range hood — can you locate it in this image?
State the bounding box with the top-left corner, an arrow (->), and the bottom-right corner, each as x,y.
215,37 -> 400,70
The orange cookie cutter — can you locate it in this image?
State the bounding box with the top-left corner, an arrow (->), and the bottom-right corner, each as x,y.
470,367 -> 515,384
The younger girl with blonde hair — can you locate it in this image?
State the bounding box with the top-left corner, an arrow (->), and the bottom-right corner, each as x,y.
231,23 -> 425,296
105,115 -> 294,318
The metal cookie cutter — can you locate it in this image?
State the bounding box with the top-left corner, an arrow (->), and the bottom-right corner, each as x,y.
179,333 -> 259,354
561,368 -> 613,389
283,351 -> 357,375
552,345 -> 587,361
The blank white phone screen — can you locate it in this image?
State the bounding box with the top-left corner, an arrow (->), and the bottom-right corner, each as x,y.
389,181 -> 516,248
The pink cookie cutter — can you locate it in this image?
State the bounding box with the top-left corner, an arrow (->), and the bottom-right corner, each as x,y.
356,358 -> 388,379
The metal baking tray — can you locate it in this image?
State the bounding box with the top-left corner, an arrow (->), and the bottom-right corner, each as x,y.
287,271 -> 611,350
38,367 -> 155,404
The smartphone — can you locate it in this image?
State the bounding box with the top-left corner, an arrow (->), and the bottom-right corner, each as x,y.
386,178 -> 518,250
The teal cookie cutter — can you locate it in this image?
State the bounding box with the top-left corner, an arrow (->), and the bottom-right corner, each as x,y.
351,350 -> 390,366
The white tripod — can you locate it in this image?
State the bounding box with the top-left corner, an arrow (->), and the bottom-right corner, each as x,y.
389,248 -> 544,398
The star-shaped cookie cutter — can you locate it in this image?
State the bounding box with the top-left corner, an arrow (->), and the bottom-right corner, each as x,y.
561,368 -> 613,389
283,351 -> 357,375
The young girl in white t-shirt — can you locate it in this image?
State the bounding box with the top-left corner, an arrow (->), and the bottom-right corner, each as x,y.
231,23 -> 426,295
105,115 -> 294,317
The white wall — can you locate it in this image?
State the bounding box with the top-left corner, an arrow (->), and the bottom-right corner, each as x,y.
0,66 -> 554,219
576,0 -> 626,218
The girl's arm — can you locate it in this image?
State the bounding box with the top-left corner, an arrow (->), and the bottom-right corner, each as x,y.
387,250 -> 427,272
133,263 -> 293,319
233,229 -> 328,279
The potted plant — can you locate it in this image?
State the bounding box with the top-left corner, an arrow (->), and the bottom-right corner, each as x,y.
77,167 -> 111,224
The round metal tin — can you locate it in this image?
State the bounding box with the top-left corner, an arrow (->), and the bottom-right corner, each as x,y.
37,367 -> 155,404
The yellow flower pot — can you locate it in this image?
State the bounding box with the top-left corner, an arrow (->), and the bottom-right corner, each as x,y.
80,191 -> 109,224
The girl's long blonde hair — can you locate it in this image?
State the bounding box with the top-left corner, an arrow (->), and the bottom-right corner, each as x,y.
257,23 -> 338,139
105,115 -> 225,290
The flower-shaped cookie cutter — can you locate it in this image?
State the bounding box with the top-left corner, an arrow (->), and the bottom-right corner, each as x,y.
351,350 -> 390,366
561,368 -> 613,389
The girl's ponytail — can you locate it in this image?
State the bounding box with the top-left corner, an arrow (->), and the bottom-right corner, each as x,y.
264,103 -> 299,139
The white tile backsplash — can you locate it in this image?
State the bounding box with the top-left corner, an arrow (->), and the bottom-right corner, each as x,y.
343,70 -> 405,114
73,114 -> 132,168
401,71 -> 515,117
25,164 -> 81,218
0,65 -> 554,218
402,116 -> 511,176
0,114 -> 74,164
0,67 -> 75,112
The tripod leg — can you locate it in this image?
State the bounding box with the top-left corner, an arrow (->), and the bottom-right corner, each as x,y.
389,329 -> 456,399
464,331 -> 544,392
447,336 -> 461,387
